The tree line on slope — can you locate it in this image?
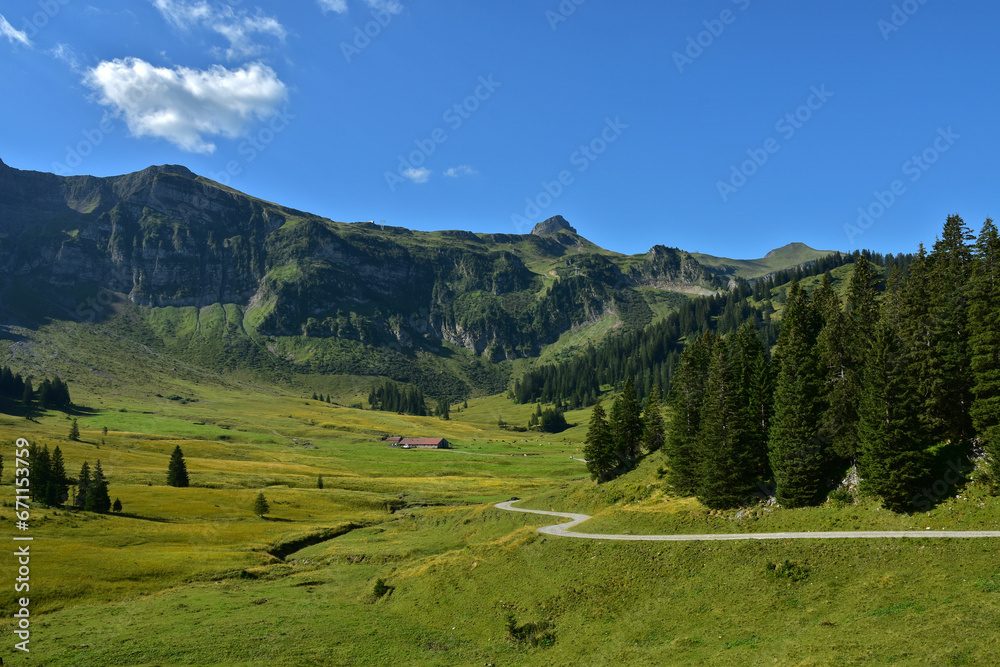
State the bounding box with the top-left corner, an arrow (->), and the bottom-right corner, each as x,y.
0,365 -> 72,411
511,250 -> 913,409
21,442 -> 117,513
662,216 -> 999,511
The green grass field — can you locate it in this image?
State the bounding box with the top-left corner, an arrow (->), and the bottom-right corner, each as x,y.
1,337 -> 999,665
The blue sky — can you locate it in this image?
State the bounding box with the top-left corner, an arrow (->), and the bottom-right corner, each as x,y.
1,0 -> 998,259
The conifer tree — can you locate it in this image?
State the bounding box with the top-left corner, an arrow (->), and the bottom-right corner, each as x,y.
317,475 -> 324,489
857,307 -> 929,512
69,418 -> 80,442
926,214 -> 976,441
609,377 -> 643,464
22,377 -> 33,406
113,498 -> 123,513
583,401 -> 614,482
84,460 -> 112,513
697,337 -> 750,508
253,492 -> 270,518
847,253 -> 880,342
816,294 -> 861,460
732,322 -> 773,483
665,332 -> 716,495
969,218 -> 1000,483
75,461 -> 90,507
28,445 -> 51,503
642,384 -> 665,453
167,445 -> 190,487
768,282 -> 827,507
47,446 -> 68,506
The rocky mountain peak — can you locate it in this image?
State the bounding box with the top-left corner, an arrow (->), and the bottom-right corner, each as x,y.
530,215 -> 577,236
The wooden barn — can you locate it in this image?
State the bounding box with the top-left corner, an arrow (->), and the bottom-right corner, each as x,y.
399,438 -> 450,449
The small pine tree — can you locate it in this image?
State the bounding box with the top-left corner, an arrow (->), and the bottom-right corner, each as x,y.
102,426 -> 109,436
167,445 -> 190,487
253,492 -> 270,518
22,378 -> 33,406
112,498 -> 123,513
317,475 -> 324,489
69,418 -> 80,442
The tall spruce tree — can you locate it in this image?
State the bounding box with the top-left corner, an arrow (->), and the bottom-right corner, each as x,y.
583,401 -> 615,482
75,461 -> 90,507
21,378 -> 33,406
857,304 -> 929,512
167,445 -> 190,487
697,335 -> 755,508
969,218 -> 1000,484
926,214 -> 976,441
816,291 -> 862,460
732,321 -> 772,483
84,460 -> 112,513
768,281 -> 827,507
47,446 -> 68,506
609,377 -> 643,465
28,445 -> 51,503
664,332 -> 716,496
642,384 -> 666,454
69,418 -> 80,442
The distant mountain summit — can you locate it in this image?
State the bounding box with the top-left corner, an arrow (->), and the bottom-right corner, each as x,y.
531,215 -> 577,236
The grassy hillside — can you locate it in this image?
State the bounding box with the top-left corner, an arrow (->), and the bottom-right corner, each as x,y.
693,242 -> 840,280
2,358 -> 999,665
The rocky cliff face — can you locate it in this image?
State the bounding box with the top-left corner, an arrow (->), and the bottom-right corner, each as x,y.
0,160 -> 721,362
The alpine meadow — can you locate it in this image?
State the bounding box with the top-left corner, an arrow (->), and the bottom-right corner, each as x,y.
3,2 -> 1000,665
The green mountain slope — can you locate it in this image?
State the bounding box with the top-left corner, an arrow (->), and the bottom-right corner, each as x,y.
692,242 -> 840,280
0,159 -> 840,397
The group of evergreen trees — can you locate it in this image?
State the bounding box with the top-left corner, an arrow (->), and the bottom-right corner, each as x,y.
663,216 -> 1000,512
0,366 -> 72,410
526,403 -> 569,433
367,380 -> 428,416
510,251 -> 896,410
24,442 -> 116,513
583,379 -> 665,482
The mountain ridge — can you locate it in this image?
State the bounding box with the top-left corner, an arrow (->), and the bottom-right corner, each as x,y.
0,159 -> 842,396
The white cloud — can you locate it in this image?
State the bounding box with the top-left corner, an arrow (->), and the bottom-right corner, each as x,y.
317,0 -> 348,14
402,167 -> 431,184
150,0 -> 286,60
0,14 -> 31,48
50,43 -> 80,70
444,165 -> 477,178
319,0 -> 403,15
84,57 -> 288,154
366,0 -> 404,14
